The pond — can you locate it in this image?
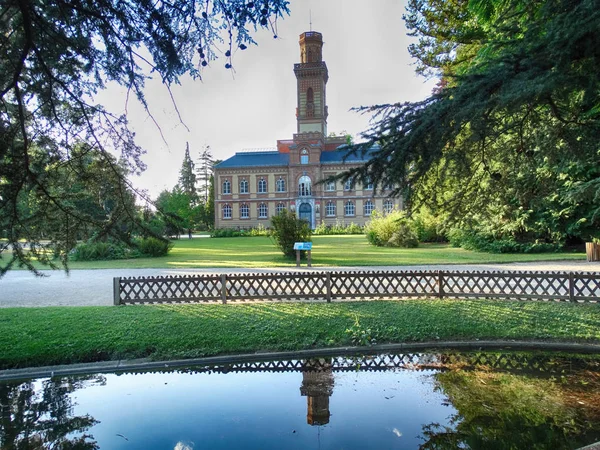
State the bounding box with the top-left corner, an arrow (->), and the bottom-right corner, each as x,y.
1,350 -> 599,449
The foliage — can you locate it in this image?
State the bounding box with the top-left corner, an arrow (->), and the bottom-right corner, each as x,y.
345,315 -> 379,346
365,210 -> 419,248
248,224 -> 269,236
72,240 -> 132,261
314,220 -> 363,235
136,237 -> 172,257
339,0 -> 600,247
0,0 -> 290,277
178,143 -> 198,202
410,207 -> 448,243
270,210 -> 311,258
155,187 -> 203,233
211,228 -> 246,238
449,228 -> 563,253
196,146 -> 214,204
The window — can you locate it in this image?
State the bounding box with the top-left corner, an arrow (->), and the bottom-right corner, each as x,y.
240,203 -> 249,219
222,179 -> 231,195
364,177 -> 373,190
307,88 -> 314,103
384,199 -> 394,213
258,177 -> 267,193
344,179 -> 353,191
239,178 -> 249,194
276,177 -> 286,192
325,180 -> 336,191
326,201 -> 336,217
345,201 -> 355,216
276,202 -> 286,215
298,175 -> 311,196
364,200 -> 374,216
258,203 -> 268,219
301,149 -> 309,165
222,204 -> 232,219
384,183 -> 393,191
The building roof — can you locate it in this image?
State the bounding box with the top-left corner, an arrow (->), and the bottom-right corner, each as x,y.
215,145 -> 380,169
320,145 -> 379,163
215,151 -> 290,169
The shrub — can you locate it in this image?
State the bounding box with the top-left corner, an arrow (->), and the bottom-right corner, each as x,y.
448,228 -> 562,253
313,220 -> 363,235
72,240 -> 129,261
211,228 -> 246,238
248,224 -> 269,236
136,237 -> 172,257
365,209 -> 419,248
410,207 -> 447,243
270,210 -> 311,258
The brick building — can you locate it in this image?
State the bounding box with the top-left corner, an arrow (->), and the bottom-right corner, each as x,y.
214,31 -> 401,229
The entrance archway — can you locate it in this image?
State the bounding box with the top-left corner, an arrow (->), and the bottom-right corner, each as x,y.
299,202 -> 312,227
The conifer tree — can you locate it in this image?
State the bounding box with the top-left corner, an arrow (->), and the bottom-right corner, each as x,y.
178,143 -> 198,202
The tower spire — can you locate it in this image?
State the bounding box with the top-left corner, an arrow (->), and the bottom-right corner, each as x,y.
309,10 -> 312,31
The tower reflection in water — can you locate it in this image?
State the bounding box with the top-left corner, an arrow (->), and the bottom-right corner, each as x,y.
300,358 -> 334,426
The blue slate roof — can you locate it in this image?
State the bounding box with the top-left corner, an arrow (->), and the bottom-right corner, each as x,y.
320,145 -> 380,163
216,145 -> 380,169
215,151 -> 289,168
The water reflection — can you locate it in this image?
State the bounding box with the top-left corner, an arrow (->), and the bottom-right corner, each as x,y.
0,375 -> 105,449
0,352 -> 599,450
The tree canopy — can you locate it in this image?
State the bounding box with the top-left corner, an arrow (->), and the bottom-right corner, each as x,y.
344,0 -> 599,244
0,0 -> 289,275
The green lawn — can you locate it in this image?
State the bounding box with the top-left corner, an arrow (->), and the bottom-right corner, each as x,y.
0,300 -> 598,369
58,235 -> 585,269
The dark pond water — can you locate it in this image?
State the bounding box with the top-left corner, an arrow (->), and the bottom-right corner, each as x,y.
1,351 -> 599,450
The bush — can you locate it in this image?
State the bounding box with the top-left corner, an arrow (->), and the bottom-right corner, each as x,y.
248,224 -> 269,236
136,237 -> 172,257
72,240 -> 130,261
365,209 -> 419,248
211,228 -> 246,238
448,228 -> 562,253
270,210 -> 311,258
313,220 -> 363,235
410,207 -> 447,243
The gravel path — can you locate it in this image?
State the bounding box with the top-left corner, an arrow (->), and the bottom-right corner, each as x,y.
1,260 -> 598,308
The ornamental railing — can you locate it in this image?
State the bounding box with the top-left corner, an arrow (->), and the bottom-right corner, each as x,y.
113,269 -> 600,305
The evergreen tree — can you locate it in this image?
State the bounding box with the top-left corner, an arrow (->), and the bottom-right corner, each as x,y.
196,146 -> 214,203
341,0 -> 600,244
178,143 -> 198,202
0,0 -> 290,276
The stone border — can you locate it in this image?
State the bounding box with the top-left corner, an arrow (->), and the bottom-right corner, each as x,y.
1,340 -> 599,382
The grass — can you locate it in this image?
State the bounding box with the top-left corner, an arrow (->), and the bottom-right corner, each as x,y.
44,235 -> 585,270
0,299 -> 598,369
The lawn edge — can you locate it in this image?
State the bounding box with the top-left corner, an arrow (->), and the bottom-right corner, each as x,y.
2,340 -> 599,382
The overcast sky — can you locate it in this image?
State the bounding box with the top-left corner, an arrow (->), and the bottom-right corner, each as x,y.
97,0 -> 437,199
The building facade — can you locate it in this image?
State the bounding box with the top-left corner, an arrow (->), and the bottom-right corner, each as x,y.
214,31 -> 401,229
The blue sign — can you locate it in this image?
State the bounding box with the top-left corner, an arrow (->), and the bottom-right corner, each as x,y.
293,242 -> 313,251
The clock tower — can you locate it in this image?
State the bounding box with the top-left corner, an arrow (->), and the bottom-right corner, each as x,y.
294,31 -> 329,136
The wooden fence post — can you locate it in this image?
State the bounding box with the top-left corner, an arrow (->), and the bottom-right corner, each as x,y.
221,274 -> 227,304
113,277 -> 121,305
437,271 -> 444,299
568,272 -> 575,302
326,272 -> 332,303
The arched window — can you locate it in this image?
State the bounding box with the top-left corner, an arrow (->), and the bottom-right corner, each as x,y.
364,177 -> 373,190
326,201 -> 336,217
222,204 -> 232,219
384,199 -> 394,213
301,149 -> 309,165
307,87 -> 314,103
222,179 -> 231,195
364,200 -> 374,216
276,202 -> 286,215
276,177 -> 286,192
240,203 -> 249,219
308,48 -> 313,62
258,177 -> 267,193
344,179 -> 354,191
258,203 -> 268,219
239,178 -> 248,194
298,175 -> 311,197
345,201 -> 355,217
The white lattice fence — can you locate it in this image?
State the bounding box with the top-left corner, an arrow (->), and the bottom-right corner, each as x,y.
114,270 -> 600,305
